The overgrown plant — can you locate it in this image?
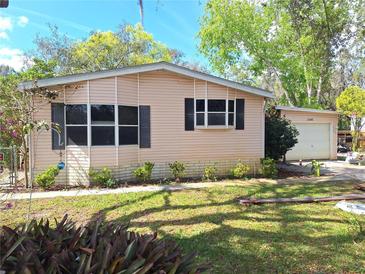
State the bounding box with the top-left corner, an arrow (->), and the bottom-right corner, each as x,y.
34,166 -> 60,189
231,161 -> 250,179
89,167 -> 116,188
0,215 -> 209,273
260,158 -> 278,178
265,108 -> 299,161
133,161 -> 154,182
309,160 -> 323,177
169,161 -> 186,182
202,165 -> 217,181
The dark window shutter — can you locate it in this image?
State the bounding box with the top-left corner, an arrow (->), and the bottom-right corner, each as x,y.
185,98 -> 194,131
51,103 -> 65,150
139,105 -> 151,148
235,99 -> 245,130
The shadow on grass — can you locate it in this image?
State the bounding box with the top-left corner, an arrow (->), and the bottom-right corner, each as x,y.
84,180 -> 365,273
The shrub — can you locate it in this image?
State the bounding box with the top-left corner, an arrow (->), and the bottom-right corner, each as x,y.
231,161 -> 250,179
133,161 -> 154,182
89,167 -> 116,188
265,108 -> 299,161
202,165 -> 217,181
0,215 -> 209,273
34,166 -> 59,189
309,160 -> 323,177
169,161 -> 186,182
260,158 -> 278,178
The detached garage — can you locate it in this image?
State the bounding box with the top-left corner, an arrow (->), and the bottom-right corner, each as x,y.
276,106 -> 338,161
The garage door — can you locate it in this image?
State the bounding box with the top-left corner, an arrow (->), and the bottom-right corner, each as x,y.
286,123 -> 330,161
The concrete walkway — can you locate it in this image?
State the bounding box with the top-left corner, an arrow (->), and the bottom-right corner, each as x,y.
279,160 -> 365,181
0,181 -> 243,201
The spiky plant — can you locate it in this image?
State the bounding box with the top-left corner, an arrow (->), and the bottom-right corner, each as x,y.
0,215 -> 209,273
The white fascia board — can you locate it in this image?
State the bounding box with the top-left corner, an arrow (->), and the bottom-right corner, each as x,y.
276,105 -> 338,114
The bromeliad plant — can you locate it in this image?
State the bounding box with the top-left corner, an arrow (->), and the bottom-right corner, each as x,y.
0,215 -> 209,274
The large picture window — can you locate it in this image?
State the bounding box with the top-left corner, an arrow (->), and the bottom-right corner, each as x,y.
91,105 -> 115,146
119,106 -> 138,145
66,104 -> 87,146
195,99 -> 235,127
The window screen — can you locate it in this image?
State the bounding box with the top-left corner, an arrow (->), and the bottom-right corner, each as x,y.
119,105 -> 138,145
195,99 -> 234,127
66,105 -> 87,124
228,100 -> 234,126
119,126 -> 138,145
196,100 -> 205,112
119,106 -> 138,125
66,104 -> 87,146
208,100 -> 226,112
196,113 -> 205,126
92,126 -> 115,146
91,105 -> 114,124
208,113 -> 226,126
66,126 -> 87,146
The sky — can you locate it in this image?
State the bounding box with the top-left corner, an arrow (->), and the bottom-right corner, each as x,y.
0,0 -> 207,71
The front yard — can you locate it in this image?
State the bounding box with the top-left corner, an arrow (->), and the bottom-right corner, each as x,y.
2,179 -> 365,273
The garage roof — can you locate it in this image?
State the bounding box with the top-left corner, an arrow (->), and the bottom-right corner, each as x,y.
19,61 -> 274,99
276,106 -> 337,115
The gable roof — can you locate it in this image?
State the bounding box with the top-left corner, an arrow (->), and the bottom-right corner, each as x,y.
19,61 -> 274,98
276,105 -> 337,114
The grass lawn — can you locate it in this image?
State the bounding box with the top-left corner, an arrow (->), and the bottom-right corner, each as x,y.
2,179 -> 365,273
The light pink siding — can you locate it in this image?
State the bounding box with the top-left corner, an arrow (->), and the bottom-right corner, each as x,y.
31,70 -> 266,184
117,75 -> 138,106
280,110 -> 338,159
90,78 -> 115,104
65,82 -> 87,104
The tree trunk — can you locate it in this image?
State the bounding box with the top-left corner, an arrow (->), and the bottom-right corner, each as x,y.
22,136 -> 29,188
307,83 -> 312,104
316,76 -> 322,103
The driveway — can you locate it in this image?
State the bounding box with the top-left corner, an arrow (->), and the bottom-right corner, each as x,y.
279,160 -> 365,182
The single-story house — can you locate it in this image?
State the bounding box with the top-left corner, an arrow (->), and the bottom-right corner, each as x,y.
276,106 -> 338,161
21,62 -> 274,185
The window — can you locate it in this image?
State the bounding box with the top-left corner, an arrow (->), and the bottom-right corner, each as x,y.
195,99 -> 205,126
91,105 -> 115,146
228,100 -> 235,126
119,105 -> 138,145
195,99 -> 235,127
66,104 -> 87,146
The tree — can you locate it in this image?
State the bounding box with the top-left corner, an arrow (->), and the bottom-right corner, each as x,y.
336,86 -> 365,151
199,0 -> 358,108
265,109 -> 299,161
32,24 -> 180,75
0,60 -> 58,187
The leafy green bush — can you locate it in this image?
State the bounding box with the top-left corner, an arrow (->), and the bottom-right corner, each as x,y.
169,161 -> 186,182
309,160 -> 323,177
265,109 -> 299,161
231,161 -> 250,179
34,166 -> 59,189
202,165 -> 217,181
0,215 -> 208,273
89,167 -> 116,188
133,162 -> 154,182
260,158 -> 278,178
